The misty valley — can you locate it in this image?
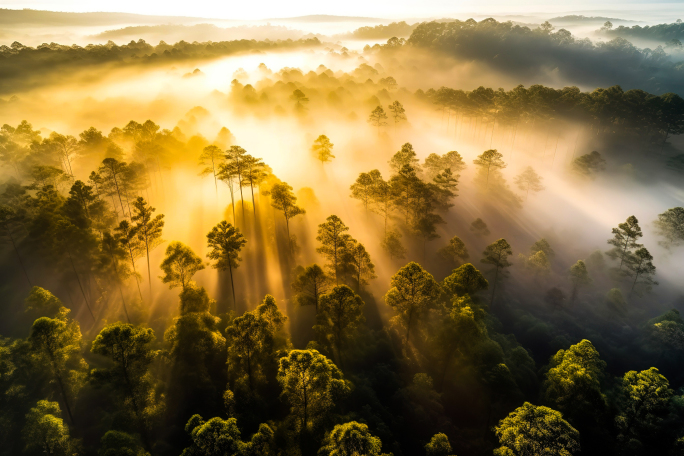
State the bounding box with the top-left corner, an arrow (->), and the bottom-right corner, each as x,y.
2,8 -> 684,456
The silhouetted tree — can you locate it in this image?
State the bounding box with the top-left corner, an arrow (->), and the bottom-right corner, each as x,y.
206,221 -> 246,309
482,238 -> 513,307
312,135 -> 335,164
160,241 -> 205,290
131,197 -> 165,297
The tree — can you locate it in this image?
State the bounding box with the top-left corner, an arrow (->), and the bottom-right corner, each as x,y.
370,172 -> 395,234
442,263 -> 489,297
182,414 -> 274,456
384,262 -> 441,344
626,247 -> 658,295
0,205 -> 31,286
242,154 -> 267,220
114,219 -> 144,302
572,151 -> 605,178
654,207 -> 684,248
292,264 -> 331,313
98,158 -> 130,218
606,215 -> 643,270
48,132 -> 79,177
131,197 -> 165,297
29,315 -> 85,425
615,368 -> 673,452
388,100 -> 407,130
98,231 -> 135,322
470,218 -> 490,236
350,171 -> 376,212
494,402 -> 580,456
270,182 -> 305,248
438,235 -> 469,265
432,168 -> 459,209
569,260 -> 591,303
277,349 -> 350,432
227,146 -> 249,220
389,143 -> 420,175
531,238 -> 555,258
425,433 -> 455,456
291,89 -> 309,111
160,241 -> 205,290
318,421 -> 386,456
198,145 -> 226,196
22,400 -> 76,456
91,323 -> 157,446
368,106 -> 388,135
206,221 -> 246,309
514,166 -> 545,200
482,239 -> 513,307
226,311 -> 268,390
316,215 -> 352,284
315,285 -> 365,365
473,149 -> 506,188
312,135 -> 335,164
545,287 -> 566,308
543,340 -> 607,424
381,229 -> 406,260
348,242 -> 376,292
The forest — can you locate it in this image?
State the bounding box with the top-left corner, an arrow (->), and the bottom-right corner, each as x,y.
1,7 -> 684,456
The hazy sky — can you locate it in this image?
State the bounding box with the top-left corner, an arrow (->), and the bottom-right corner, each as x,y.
2,0 -> 683,20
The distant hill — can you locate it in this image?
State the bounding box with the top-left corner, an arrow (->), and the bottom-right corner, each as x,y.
262,15 -> 384,23
0,8 -> 220,26
548,15 -> 638,24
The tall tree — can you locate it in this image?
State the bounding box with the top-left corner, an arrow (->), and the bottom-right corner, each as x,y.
514,166 -> 545,200
98,158 -> 130,218
368,106 -> 388,135
29,315 -> 85,425
131,197 -> 165,297
348,241 -> 377,292
91,323 -> 157,448
98,232 -> 134,322
442,263 -> 488,297
114,219 -> 144,302
217,161 -> 238,224
22,400 -> 76,456
494,402 -> 580,456
291,264 -> 331,313
312,135 -> 335,164
318,421 -> 385,456
381,229 -> 406,260
315,285 -> 365,366
569,260 -> 591,303
389,143 -> 420,175
350,171 -> 376,212
277,349 -> 350,432
226,311 -> 268,390
227,146 -> 249,221
206,221 -> 246,309
160,241 -> 205,290
654,207 -> 684,248
316,215 -> 352,285
242,154 -> 267,220
384,262 -> 441,344
0,205 -> 31,286
606,215 -> 643,270
481,238 -> 513,307
438,235 -> 469,265
473,149 -> 506,188
198,145 -> 226,196
626,247 -> 658,295
388,100 -> 407,130
270,182 -> 305,249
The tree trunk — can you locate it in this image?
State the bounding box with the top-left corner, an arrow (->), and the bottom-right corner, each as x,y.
228,264 -> 236,310
66,247 -> 95,322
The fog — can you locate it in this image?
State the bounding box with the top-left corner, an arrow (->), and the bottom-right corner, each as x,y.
2,8 -> 684,456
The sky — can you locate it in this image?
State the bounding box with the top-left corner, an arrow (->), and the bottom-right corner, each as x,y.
2,0 -> 683,20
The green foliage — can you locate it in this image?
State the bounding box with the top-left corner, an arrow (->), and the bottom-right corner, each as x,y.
312,135 -> 335,164
269,182 -> 305,240
438,235 -> 469,265
654,207 -> 684,248
615,368 -> 673,453
181,414 -> 274,456
442,263 -> 488,297
569,260 -> 591,302
160,241 -> 205,289
277,349 -> 350,431
23,400 -> 77,456
473,149 -> 506,187
368,106 -> 389,131
389,143 -> 420,175
494,402 -> 580,456
316,215 -> 353,284
514,166 -> 544,199
626,247 -> 658,295
99,430 -> 149,456
318,421 -> 386,456
315,285 -> 365,364
572,151 -> 606,178
291,264 -> 331,312
381,229 -> 407,260
606,215 -> 643,270
24,286 -> 66,319
384,262 -> 441,344
425,433 -> 455,456
543,340 -> 607,423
